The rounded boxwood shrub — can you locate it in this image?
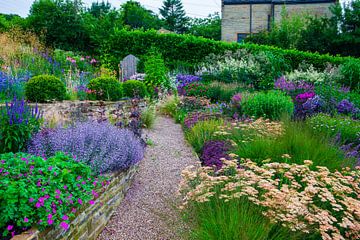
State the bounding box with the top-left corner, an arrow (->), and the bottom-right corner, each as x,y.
25,75 -> 66,102
123,80 -> 148,98
242,91 -> 294,120
87,77 -> 123,101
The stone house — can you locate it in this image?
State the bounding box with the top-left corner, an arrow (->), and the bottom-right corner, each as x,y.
221,0 -> 336,42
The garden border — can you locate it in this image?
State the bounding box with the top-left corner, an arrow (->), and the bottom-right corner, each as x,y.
11,165 -> 139,240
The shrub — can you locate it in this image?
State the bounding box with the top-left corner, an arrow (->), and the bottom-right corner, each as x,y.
25,75 -> 66,102
123,80 -> 148,98
179,159 -> 360,240
207,82 -> 245,102
185,119 -> 224,153
0,97 -> 42,153
182,82 -> 209,97
102,29 -> 360,73
0,152 -> 107,238
87,77 -> 123,101
307,114 -> 360,144
180,96 -> 210,112
339,59 -> 360,91
242,91 -> 294,120
144,50 -> 169,95
28,121 -> 144,173
200,140 -> 231,170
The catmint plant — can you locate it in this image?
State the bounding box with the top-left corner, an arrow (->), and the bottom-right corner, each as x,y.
28,121 -> 144,173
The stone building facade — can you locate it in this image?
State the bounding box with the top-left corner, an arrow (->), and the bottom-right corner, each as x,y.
221,0 -> 336,42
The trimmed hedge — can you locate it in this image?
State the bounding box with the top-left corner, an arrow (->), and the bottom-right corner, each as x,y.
101,29 -> 360,73
87,77 -> 123,101
25,75 -> 66,102
123,80 -> 148,98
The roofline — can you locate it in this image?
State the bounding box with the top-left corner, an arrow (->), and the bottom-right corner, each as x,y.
223,0 -> 336,5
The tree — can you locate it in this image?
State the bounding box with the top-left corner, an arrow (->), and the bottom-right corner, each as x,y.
187,13 -> 221,40
28,0 -> 89,51
119,1 -> 162,30
160,0 -> 189,33
88,1 -> 113,18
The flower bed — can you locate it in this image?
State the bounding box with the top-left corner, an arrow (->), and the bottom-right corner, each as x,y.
11,164 -> 138,240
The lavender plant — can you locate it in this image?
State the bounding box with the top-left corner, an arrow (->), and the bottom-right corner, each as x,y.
200,140 -> 231,170
28,121 -> 144,173
0,96 -> 42,153
176,74 -> 201,95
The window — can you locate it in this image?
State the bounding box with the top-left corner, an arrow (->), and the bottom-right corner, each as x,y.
237,33 -> 248,43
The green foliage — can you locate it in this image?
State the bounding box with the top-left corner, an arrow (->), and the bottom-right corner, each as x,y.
144,50 -> 169,95
123,80 -> 148,98
141,105 -> 156,129
87,77 -> 123,101
160,0 -> 189,33
338,59 -> 360,91
307,114 -> 360,144
242,91 -> 294,120
247,1 -> 360,58
186,13 -> 221,40
120,1 -> 162,30
100,29 -> 359,74
185,196 -> 299,240
28,0 -> 90,51
185,119 -> 224,153
233,121 -> 354,171
25,75 -> 66,102
159,95 -> 180,117
0,152 -> 107,238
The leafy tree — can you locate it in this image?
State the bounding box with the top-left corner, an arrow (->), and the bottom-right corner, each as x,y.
83,2 -> 121,51
28,0 -> 89,51
120,1 -> 162,30
160,0 -> 189,33
187,13 -> 221,40
87,1 -> 113,18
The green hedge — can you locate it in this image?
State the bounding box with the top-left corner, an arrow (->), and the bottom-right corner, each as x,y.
101,29 -> 360,72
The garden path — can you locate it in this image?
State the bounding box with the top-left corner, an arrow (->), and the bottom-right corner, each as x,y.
98,117 -> 198,240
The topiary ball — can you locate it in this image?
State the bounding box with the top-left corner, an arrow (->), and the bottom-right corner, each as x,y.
123,80 -> 148,98
25,75 -> 66,103
87,77 -> 123,101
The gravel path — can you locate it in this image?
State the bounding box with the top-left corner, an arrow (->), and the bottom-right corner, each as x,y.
98,117 -> 198,240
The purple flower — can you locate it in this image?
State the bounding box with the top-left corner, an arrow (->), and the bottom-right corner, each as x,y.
62,215 -> 69,220
200,140 -> 231,170
28,121 -> 144,173
7,225 -> 13,231
337,99 -> 358,115
47,219 -> 54,225
60,221 -> 69,230
29,197 -> 35,203
295,92 -> 316,103
89,200 -> 95,205
24,217 -> 29,223
78,198 -> 83,205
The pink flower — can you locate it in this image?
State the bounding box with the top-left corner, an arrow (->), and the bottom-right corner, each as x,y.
35,202 -> 41,208
24,217 -> 29,223
48,166 -> 53,171
55,195 -> 60,199
80,57 -> 85,61
47,219 -> 54,225
78,198 -> 83,205
60,221 -> 69,230
63,185 -> 68,190
71,208 -> 77,213
48,214 -> 53,219
90,58 -> 97,64
55,189 -> 61,195
62,215 -> 69,220
89,200 -> 95,205
29,197 -> 35,203
81,181 -> 86,185
7,225 -> 13,231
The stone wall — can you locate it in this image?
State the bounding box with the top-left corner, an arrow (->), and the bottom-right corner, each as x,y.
222,2 -> 334,42
12,165 -> 138,240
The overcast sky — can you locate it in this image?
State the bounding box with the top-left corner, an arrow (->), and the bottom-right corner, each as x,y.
0,0 -> 221,18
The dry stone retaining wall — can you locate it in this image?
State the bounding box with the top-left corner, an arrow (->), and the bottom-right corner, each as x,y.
12,165 -> 138,240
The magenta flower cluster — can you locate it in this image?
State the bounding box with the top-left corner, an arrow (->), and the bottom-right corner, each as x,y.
0,152 -> 108,238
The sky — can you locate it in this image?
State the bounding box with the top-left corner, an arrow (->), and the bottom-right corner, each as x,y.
0,0 -> 221,18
